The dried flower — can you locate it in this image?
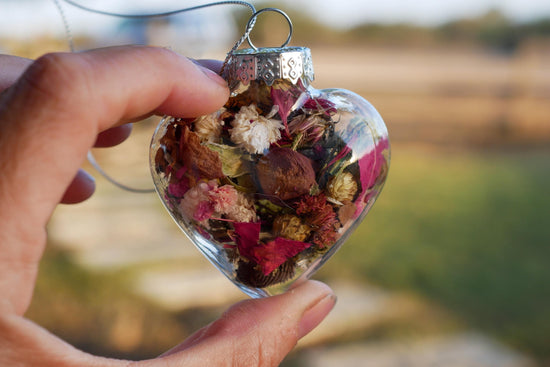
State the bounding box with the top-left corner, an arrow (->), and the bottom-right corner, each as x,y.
327,172 -> 358,203
180,181 -> 256,225
209,185 -> 239,213
273,214 -> 312,242
256,147 -> 316,200
288,114 -> 327,147
194,108 -> 225,142
180,180 -> 218,223
296,194 -> 340,248
223,190 -> 257,223
230,104 -> 283,154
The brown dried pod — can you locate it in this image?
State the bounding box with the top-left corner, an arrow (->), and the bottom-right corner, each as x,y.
256,147 -> 316,200
236,259 -> 296,288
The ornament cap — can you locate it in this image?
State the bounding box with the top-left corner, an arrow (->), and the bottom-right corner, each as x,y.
225,46 -> 315,89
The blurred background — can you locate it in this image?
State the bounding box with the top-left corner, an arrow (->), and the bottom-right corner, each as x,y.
1,0 -> 549,366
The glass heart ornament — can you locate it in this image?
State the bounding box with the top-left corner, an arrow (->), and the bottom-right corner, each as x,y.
150,45 -> 390,298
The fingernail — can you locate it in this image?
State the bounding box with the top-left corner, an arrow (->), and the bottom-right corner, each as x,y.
298,293 -> 337,339
194,61 -> 227,87
79,169 -> 96,185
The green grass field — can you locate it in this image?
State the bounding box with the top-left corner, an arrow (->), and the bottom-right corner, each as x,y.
323,144 -> 550,358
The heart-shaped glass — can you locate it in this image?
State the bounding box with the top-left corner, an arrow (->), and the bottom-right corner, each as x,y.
150,47 -> 390,298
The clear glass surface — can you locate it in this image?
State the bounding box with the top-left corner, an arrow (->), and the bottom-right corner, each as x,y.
150,74 -> 390,298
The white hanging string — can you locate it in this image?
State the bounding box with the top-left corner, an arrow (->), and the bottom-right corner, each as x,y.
50,0 -> 258,194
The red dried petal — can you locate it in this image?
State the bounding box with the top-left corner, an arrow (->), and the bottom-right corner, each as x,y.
303,97 -> 337,116
233,222 -> 262,261
271,87 -> 297,134
167,178 -> 190,198
250,238 -> 312,276
234,222 -> 312,276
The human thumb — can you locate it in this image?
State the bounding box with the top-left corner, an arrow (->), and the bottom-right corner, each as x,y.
154,280 -> 336,367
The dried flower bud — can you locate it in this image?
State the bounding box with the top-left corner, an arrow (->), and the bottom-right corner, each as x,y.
288,114 -> 327,146
327,172 -> 358,203
273,214 -> 312,242
256,147 -> 316,200
230,104 -> 283,154
194,109 -> 225,143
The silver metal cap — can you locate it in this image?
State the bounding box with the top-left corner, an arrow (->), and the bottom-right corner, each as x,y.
225,47 -> 315,88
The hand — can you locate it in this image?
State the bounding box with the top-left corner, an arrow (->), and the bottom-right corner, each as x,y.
0,47 -> 335,367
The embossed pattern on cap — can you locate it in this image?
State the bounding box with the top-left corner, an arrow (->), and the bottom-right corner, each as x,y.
226,47 -> 315,88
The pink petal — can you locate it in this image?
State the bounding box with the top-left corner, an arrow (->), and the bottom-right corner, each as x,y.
356,138 -> 390,215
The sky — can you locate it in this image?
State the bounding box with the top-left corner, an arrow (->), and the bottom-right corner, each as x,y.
1,0 -> 550,38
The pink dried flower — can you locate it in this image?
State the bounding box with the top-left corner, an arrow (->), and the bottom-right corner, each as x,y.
210,185 -> 257,222
180,181 -> 257,225
179,180 -> 218,223
209,185 -> 239,213
194,201 -> 215,222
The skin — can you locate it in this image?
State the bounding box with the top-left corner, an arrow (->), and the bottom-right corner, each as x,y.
0,46 -> 335,367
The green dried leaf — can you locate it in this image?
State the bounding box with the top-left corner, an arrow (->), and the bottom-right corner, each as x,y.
207,143 -> 251,178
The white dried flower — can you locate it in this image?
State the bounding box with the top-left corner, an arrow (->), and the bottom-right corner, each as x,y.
327,172 -> 358,203
194,108 -> 225,142
225,191 -> 257,223
230,104 -> 283,154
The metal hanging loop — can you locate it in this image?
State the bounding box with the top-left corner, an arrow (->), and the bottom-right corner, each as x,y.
246,8 -> 293,51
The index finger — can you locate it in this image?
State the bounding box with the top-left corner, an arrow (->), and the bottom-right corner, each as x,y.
0,55 -> 33,93
0,46 -> 229,314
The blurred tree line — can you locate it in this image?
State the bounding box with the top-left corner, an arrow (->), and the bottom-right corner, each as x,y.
242,4 -> 550,53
